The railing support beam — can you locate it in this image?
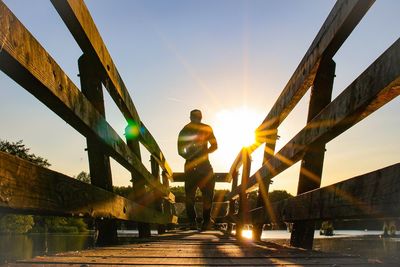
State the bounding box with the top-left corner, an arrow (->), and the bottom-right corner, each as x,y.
78,54 -> 117,246
151,156 -> 165,234
125,129 -> 151,238
290,56 -> 336,249
253,126 -> 278,240
236,149 -> 251,239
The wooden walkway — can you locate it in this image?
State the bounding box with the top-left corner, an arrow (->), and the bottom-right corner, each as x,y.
5,230 -> 395,266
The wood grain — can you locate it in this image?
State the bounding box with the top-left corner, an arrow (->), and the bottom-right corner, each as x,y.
0,151 -> 177,224
0,1 -> 173,201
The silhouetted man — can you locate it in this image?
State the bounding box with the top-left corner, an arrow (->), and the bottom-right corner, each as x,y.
178,109 -> 218,230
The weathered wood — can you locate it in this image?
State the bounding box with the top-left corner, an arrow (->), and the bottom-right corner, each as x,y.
50,0 -> 173,178
291,57 -> 336,249
173,172 -> 232,183
79,53 -> 118,245
0,2 -> 173,200
10,230 -> 382,266
227,0 -> 375,177
0,151 -> 177,224
151,156 -> 166,234
228,38 -> 400,199
236,149 -> 251,239
250,163 -> 400,223
253,125 -> 278,240
125,126 -> 152,238
257,0 -> 375,134
161,171 -> 174,225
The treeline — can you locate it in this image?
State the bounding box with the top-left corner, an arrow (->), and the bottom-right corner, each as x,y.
0,214 -> 88,234
0,140 -> 91,234
0,139 -> 296,234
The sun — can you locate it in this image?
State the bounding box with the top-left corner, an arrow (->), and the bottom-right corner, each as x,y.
211,107 -> 264,168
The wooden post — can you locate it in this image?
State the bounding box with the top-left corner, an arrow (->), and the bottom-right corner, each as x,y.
125,126 -> 151,238
253,126 -> 278,240
227,169 -> 238,234
150,155 -> 165,234
161,170 -> 173,231
290,57 -> 336,249
236,148 -> 251,239
78,54 -> 117,245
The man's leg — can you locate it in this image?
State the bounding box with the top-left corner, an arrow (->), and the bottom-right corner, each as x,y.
199,169 -> 215,230
184,172 -> 197,228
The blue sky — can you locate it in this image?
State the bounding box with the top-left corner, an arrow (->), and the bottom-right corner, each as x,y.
1,0 -> 399,194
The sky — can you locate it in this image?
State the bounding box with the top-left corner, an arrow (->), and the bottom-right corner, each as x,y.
1,0 -> 399,195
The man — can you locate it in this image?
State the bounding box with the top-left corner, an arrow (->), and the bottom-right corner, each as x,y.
178,109 -> 218,230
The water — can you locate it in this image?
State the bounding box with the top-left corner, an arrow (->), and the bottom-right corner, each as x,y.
262,230 -> 400,263
1,230 -> 399,264
0,233 -> 96,264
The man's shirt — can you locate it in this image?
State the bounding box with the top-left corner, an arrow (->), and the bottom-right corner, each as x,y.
178,122 -> 217,163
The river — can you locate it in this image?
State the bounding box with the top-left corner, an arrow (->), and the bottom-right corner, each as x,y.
1,230 -> 399,264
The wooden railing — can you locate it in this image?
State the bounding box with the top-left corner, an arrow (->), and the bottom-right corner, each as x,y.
225,0 -> 400,248
0,0 -> 177,245
1,0 -> 399,251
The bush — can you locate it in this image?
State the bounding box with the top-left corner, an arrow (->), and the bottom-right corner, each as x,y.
0,214 -> 34,234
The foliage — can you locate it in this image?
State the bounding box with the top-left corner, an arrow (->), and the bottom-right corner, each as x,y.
268,190 -> 293,202
31,216 -> 88,233
0,139 -> 88,233
0,139 -> 50,167
74,171 -> 91,184
113,185 -> 135,199
0,139 -> 49,233
0,214 -> 34,234
246,189 -> 293,202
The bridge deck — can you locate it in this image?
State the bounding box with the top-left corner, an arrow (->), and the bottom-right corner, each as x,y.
6,230 -> 389,266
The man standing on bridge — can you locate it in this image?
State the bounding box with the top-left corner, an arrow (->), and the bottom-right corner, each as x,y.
178,109 -> 218,231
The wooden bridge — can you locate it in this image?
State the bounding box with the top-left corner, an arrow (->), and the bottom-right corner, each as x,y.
0,0 -> 399,266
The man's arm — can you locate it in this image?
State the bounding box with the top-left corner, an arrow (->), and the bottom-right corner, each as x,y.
207,128 -> 218,154
177,129 -> 188,159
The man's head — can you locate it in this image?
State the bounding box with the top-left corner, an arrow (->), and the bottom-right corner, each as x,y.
190,109 -> 202,123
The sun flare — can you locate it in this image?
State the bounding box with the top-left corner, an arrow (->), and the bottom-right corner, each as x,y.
213,107 -> 262,148
211,107 -> 264,169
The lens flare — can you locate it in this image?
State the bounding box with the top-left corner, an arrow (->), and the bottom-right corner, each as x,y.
241,229 -> 253,239
125,120 -> 141,140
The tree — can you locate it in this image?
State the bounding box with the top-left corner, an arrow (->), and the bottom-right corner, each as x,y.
114,185 -> 135,199
0,214 -> 34,234
268,190 -> 293,202
75,171 -> 91,184
0,139 -> 88,233
0,139 -> 50,167
0,139 -> 41,233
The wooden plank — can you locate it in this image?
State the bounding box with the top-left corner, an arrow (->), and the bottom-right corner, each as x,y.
250,163 -> 400,223
10,231 -> 376,266
227,0 -> 375,177
16,256 -> 372,266
126,126 -> 152,238
228,38 -> 400,199
16,257 -> 373,266
236,149 -> 251,239
79,53 -> 118,245
173,172 -> 232,183
50,0 -> 173,178
0,151 -> 177,224
253,124 -> 279,240
290,57 -> 335,249
257,0 -> 375,133
0,2 -> 173,200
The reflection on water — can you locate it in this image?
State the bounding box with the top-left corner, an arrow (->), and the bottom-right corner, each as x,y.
0,233 -> 96,264
313,235 -> 400,263
263,230 -> 400,263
